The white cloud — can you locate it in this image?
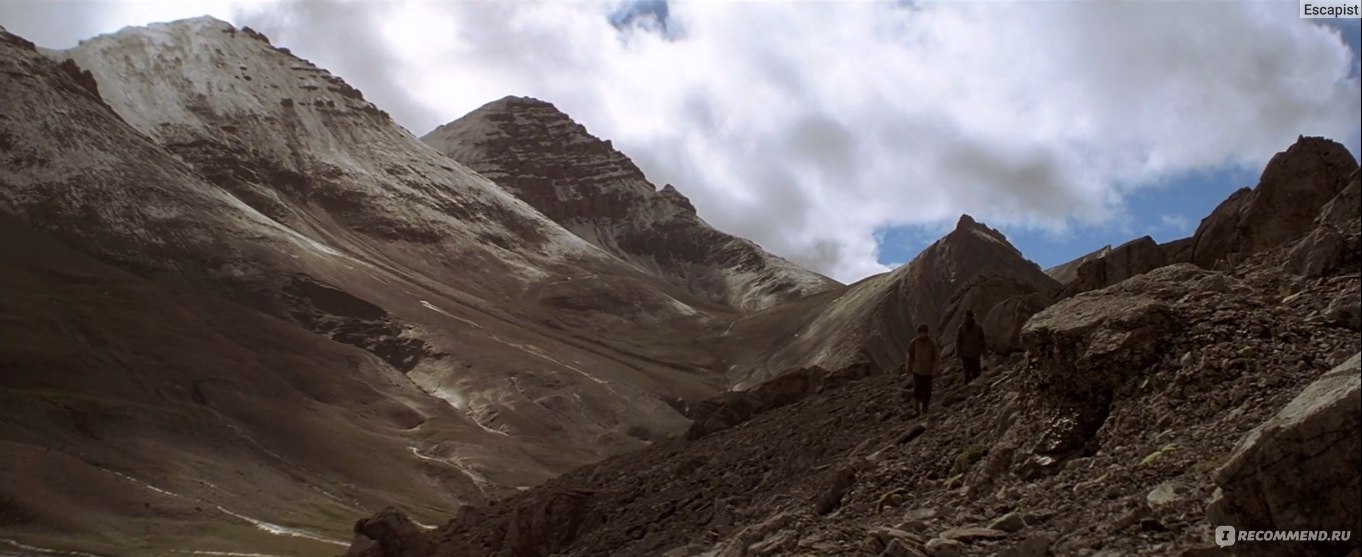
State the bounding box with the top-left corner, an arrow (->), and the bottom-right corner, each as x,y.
1159,214 -> 1191,234
5,0 -> 1359,282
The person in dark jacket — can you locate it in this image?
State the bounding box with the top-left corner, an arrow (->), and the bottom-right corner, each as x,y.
956,310 -> 987,382
906,324 -> 939,415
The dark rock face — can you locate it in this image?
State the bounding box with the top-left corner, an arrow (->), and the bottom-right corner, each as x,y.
1191,137 -> 1359,268
1208,354 -> 1361,557
347,508 -> 436,557
422,96 -> 838,310
1061,236 -> 1168,296
981,292 -> 1053,354
1020,266 -> 1189,456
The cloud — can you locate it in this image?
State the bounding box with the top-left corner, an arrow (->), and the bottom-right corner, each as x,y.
1159,214 -> 1191,234
5,0 -> 1359,282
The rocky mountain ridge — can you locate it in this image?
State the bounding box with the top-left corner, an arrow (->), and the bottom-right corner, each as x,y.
423,95 -> 839,311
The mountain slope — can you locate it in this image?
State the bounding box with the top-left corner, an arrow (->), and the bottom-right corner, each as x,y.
1,18 -> 745,554
422,96 -> 839,311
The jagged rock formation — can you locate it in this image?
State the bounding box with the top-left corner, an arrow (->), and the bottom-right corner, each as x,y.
1190,136 -> 1359,268
1208,354 -> 1360,557
423,96 -> 838,311
1060,236 -> 1169,296
1046,244 -> 1111,285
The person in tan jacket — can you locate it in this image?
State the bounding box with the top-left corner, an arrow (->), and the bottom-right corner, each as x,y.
906,324 -> 940,416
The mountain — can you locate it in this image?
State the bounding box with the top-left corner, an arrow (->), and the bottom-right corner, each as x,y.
1,18 -> 741,552
348,141 -> 1362,557
713,215 -> 1059,386
7,15 -> 1357,557
422,96 -> 839,311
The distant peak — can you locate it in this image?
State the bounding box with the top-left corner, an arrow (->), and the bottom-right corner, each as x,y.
80,15 -> 237,46
956,214 -> 978,229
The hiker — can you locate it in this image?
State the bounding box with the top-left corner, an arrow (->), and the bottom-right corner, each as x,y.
906,324 -> 939,415
956,309 -> 987,382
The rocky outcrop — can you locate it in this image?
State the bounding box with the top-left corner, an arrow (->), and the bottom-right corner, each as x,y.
1019,267 -> 1182,456
685,361 -> 876,439
1190,137 -> 1359,268
1284,169 -> 1362,278
1207,353 -> 1361,557
1161,236 -> 1195,264
1061,235 -> 1168,296
981,292 -> 1053,354
347,508 -> 436,557
1046,244 -> 1111,285
422,96 -> 838,311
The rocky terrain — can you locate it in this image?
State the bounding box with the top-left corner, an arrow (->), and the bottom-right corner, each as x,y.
0,15 -> 1358,557
346,138 -> 1362,557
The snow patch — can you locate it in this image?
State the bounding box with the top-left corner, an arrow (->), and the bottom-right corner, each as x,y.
214,506 -> 347,547
0,540 -> 103,557
407,447 -> 494,496
102,468 -> 185,499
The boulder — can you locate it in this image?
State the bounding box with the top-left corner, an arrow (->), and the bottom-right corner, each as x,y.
1207,353 -> 1361,557
1190,137 -> 1359,268
814,464 -> 857,515
1021,289 -> 1175,454
346,507 -> 435,557
1324,287 -> 1361,330
1284,224 -> 1346,278
924,537 -> 965,557
989,512 -> 1027,533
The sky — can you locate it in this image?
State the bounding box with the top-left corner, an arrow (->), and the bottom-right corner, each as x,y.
2,1 -> 1359,283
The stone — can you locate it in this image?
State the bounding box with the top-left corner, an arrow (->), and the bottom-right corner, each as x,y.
1284,223 -> 1348,278
996,535 -> 1054,557
903,507 -> 939,521
1325,291 -> 1361,330
882,539 -> 928,557
1146,481 -> 1186,510
924,537 -> 965,557
1208,353 -> 1361,557
346,507 -> 436,557
1022,290 -> 1175,455
989,512 -> 1027,533
939,527 -> 1008,543
814,465 -> 856,515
